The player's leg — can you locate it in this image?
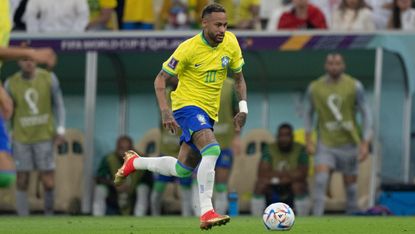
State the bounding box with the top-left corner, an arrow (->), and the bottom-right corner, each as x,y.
150,175 -> 172,216
192,129 -> 230,229
338,145 -> 359,214
92,184 -> 108,216
214,148 -> 233,215
251,178 -> 268,216
134,170 -> 153,216
13,141 -> 33,216
178,176 -> 193,216
35,140 -> 55,215
312,143 -> 334,216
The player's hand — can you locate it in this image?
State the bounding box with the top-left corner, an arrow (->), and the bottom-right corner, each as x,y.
233,112 -> 247,132
306,140 -> 315,156
161,109 -> 179,134
358,141 -> 370,162
30,48 -> 57,70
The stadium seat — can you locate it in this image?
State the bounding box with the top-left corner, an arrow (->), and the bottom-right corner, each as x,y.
228,129 -> 274,212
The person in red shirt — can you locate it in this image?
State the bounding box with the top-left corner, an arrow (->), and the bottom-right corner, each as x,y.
278,0 -> 328,29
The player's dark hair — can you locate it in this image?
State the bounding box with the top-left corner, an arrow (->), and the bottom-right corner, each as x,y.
201,3 -> 226,19
278,123 -> 293,133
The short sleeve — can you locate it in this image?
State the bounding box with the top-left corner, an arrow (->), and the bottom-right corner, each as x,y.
228,33 -> 244,73
162,42 -> 189,77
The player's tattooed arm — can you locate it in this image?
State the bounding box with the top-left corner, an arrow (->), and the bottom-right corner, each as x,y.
154,70 -> 179,134
233,72 -> 248,132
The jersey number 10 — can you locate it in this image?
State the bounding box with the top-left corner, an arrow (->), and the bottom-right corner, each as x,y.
205,70 -> 217,83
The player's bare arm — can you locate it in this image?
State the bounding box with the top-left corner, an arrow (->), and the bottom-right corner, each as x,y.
233,72 -> 248,132
154,70 -> 179,134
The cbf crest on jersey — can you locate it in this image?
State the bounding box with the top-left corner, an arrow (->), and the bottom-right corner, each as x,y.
221,56 -> 230,68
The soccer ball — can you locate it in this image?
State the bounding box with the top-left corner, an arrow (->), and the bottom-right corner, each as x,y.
262,202 -> 295,231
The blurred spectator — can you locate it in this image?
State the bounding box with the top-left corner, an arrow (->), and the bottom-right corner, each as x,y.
260,0 -> 286,29
5,46 -> 66,216
366,0 -> 393,29
93,136 -> 153,216
388,0 -> 415,30
251,123 -> 309,216
278,0 -> 328,30
160,0 -> 191,30
216,0 -> 261,30
304,53 -> 372,216
122,0 -> 155,30
11,0 -> 28,31
266,0 -> 291,31
331,0 -> 375,31
25,0 -> 89,33
187,0 -> 211,28
310,0 -> 341,27
87,0 -> 119,30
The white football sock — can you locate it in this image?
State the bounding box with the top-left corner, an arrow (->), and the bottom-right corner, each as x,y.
197,156 -> 218,215
133,156 -> 178,176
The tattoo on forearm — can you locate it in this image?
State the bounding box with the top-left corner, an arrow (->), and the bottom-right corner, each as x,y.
162,109 -> 173,122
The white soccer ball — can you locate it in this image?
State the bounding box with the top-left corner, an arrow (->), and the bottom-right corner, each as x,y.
262,202 -> 295,231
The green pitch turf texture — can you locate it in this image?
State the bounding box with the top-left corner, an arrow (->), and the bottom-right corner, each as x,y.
0,216 -> 414,234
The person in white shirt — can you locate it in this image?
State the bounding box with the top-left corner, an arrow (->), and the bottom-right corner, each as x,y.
332,0 -> 375,31
310,0 -> 342,28
25,0 -> 89,33
389,0 -> 415,30
365,0 -> 393,30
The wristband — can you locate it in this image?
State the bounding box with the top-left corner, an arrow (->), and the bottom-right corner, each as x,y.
239,100 -> 248,113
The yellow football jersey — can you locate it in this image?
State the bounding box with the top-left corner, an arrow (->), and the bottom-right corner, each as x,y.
162,31 -> 244,121
0,0 -> 11,69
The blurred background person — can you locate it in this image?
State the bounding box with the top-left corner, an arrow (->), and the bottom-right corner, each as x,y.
304,53 -> 372,216
159,0 -> 191,30
331,0 -> 375,31
310,0 -> 341,27
122,0 -> 155,30
87,0 -> 119,30
216,0 -> 261,30
278,0 -> 328,30
365,0 -> 393,30
251,123 -> 309,216
93,136 -> 152,216
265,0 -> 291,31
388,0 -> 415,30
5,45 -> 65,216
25,0 -> 90,33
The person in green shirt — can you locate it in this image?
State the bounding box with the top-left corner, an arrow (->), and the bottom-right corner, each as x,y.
5,49 -> 64,216
304,53 -> 372,216
251,123 -> 309,216
93,135 -> 153,216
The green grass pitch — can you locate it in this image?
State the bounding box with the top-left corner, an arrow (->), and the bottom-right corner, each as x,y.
0,216 -> 414,234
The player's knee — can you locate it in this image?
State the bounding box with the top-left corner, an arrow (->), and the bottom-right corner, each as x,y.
201,144 -> 221,157
0,172 -> 16,188
175,162 -> 193,178
214,183 -> 227,193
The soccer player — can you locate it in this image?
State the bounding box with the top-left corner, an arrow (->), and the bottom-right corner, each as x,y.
114,3 -> 248,230
0,0 -> 56,189
305,53 -> 371,216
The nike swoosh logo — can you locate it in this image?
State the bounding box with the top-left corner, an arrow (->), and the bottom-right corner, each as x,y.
195,64 -> 202,67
